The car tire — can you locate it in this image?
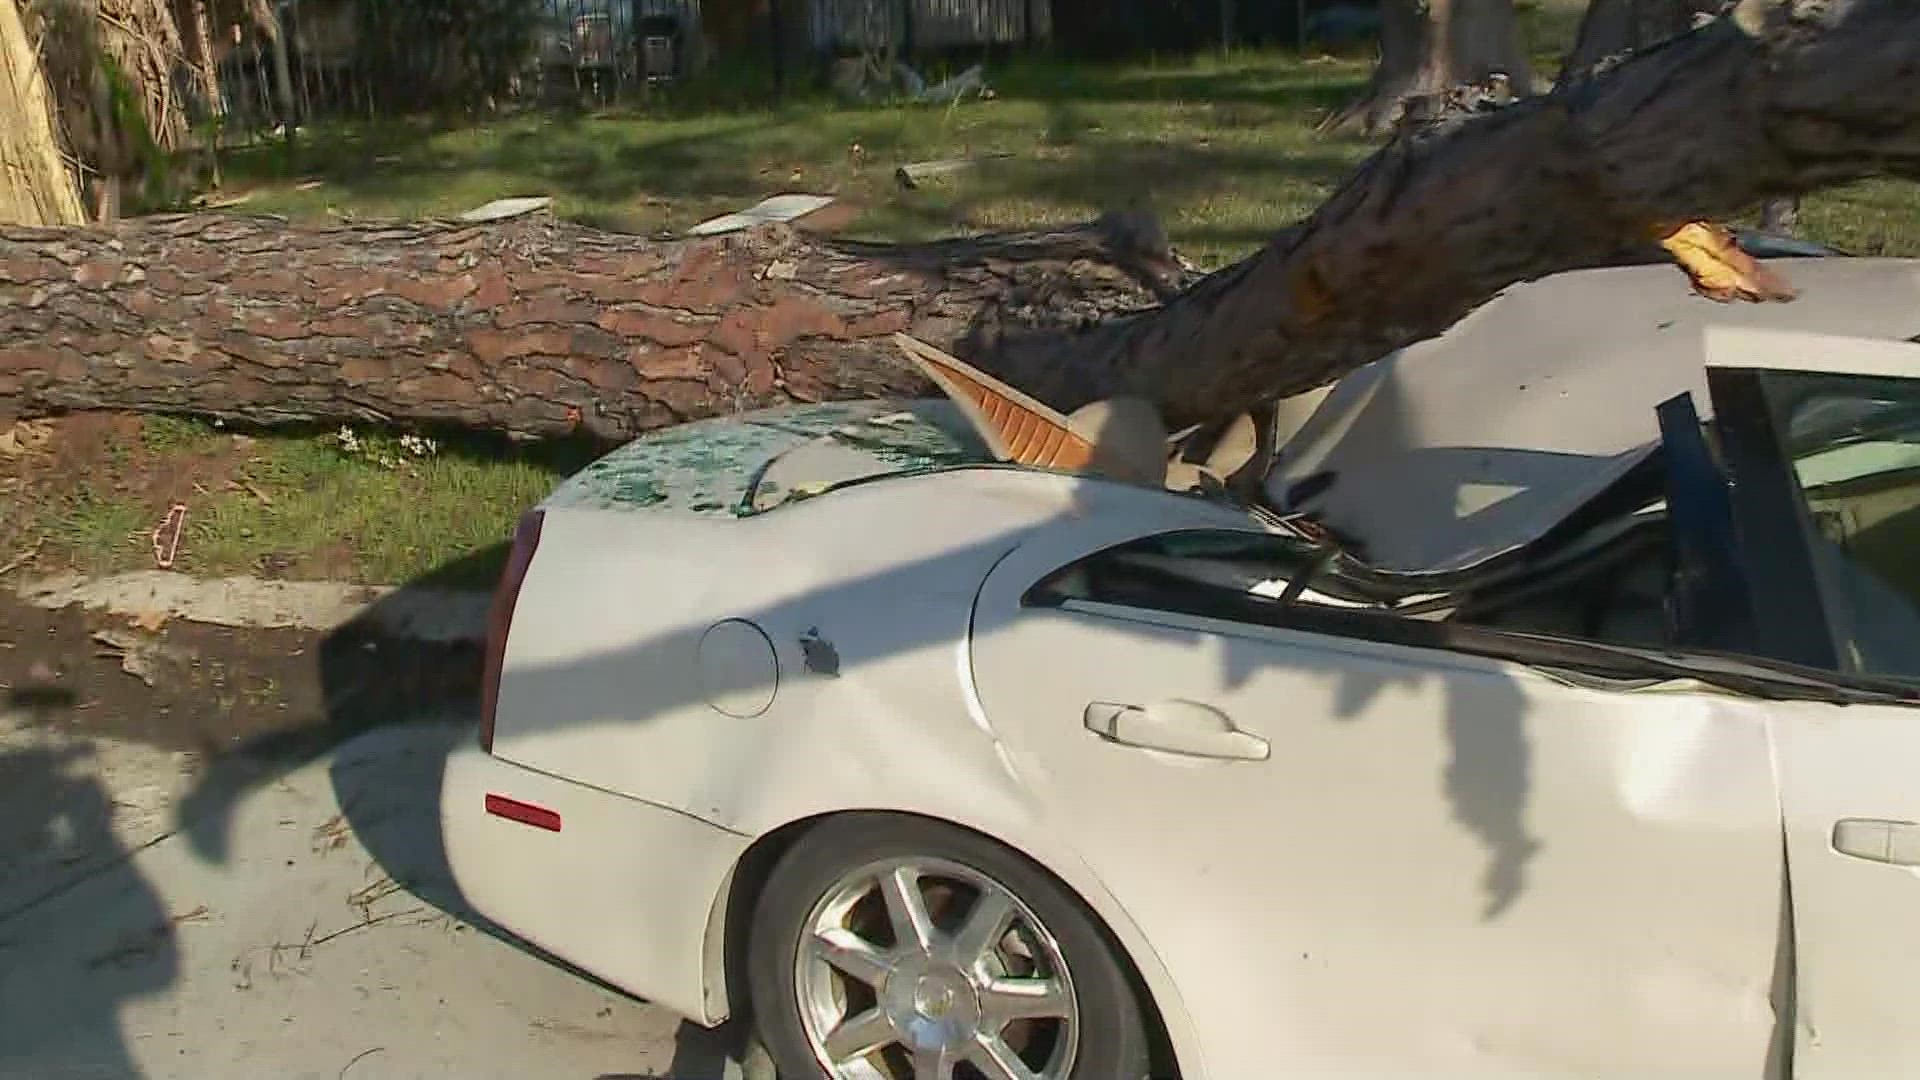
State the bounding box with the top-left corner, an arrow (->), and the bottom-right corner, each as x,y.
747,814 -> 1154,1080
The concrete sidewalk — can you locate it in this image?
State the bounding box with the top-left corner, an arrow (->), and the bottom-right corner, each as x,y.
0,718 -> 735,1080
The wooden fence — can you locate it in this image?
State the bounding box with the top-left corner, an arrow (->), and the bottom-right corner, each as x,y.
803,0 -> 1050,52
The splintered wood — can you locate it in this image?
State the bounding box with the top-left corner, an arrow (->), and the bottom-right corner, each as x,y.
892,332 -> 1097,473
0,0 -> 85,226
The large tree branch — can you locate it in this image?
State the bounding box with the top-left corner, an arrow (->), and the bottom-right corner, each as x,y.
986,0 -> 1920,427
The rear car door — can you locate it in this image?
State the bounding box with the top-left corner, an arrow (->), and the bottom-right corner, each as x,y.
969,517 -> 1787,1078
1697,331 -> 1920,1073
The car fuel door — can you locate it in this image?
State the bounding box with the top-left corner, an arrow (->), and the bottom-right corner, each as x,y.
969,518 -> 1787,1078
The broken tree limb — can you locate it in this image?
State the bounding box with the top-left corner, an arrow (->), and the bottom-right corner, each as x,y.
894,154 -> 1012,189
976,0 -> 1920,429
1,0 -> 1917,442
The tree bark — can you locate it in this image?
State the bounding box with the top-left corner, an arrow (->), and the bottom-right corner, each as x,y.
1567,0 -> 1803,237
1564,0 -> 1724,75
1322,0 -> 1536,135
2,1 -> 1917,442
0,211 -> 1184,441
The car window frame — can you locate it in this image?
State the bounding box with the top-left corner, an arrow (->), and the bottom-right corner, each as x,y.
1708,364 -> 1920,683
1015,518 -> 1914,708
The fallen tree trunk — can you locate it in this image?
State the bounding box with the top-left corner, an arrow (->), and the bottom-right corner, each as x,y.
2,0 -> 1918,441
0,211 -> 1185,440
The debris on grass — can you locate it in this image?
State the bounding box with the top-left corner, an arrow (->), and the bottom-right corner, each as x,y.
686,193 -> 836,237
0,537 -> 45,578
457,195 -> 553,223
911,63 -> 990,105
895,152 -> 1012,189
151,503 -> 187,569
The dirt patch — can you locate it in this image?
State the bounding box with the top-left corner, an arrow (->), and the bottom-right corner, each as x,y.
0,415 -> 257,578
0,588 -> 482,765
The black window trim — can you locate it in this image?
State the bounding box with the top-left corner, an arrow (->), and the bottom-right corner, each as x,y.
1023,525 -> 1916,707
1705,366 -> 1848,673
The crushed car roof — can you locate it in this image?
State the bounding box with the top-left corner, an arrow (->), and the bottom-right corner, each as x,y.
1265,257 -> 1920,577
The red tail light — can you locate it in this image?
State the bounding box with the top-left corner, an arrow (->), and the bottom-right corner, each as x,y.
479,509 -> 544,753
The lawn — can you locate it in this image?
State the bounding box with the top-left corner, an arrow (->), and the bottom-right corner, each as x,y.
7,16 -> 1918,588
214,49 -> 1382,271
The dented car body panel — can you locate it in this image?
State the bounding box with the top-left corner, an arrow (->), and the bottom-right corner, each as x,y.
1270,258 -> 1920,577
441,259 -> 1920,1078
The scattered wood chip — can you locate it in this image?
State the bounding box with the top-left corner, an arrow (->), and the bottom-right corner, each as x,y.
687,193 -> 836,237
1,420 -> 52,456
457,196 -> 553,223
152,502 -> 187,569
93,629 -> 159,685
131,608 -> 171,632
312,814 -> 352,854
347,875 -> 403,913
0,537 -> 44,578
894,153 -> 1012,189
294,179 -> 325,191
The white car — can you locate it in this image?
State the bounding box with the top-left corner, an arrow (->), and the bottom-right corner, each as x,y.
441,256 -> 1920,1079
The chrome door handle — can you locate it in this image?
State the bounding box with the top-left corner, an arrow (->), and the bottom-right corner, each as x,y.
1833,818 -> 1920,865
1084,700 -> 1269,761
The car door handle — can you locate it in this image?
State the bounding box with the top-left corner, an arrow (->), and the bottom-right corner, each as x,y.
1832,818 -> 1920,865
1083,700 -> 1270,761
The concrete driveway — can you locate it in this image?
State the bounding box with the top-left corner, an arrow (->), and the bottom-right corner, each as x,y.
0,709 -> 739,1080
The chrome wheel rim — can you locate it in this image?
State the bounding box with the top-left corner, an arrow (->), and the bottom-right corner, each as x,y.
795,856 -> 1080,1080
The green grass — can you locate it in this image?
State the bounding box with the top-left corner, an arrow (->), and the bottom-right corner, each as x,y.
22,416 -> 595,586
36,28 -> 1917,586
181,428 -> 583,586
219,48 -> 1383,269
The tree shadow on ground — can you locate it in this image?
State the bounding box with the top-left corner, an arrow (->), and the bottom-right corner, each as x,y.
0,741 -> 174,1080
